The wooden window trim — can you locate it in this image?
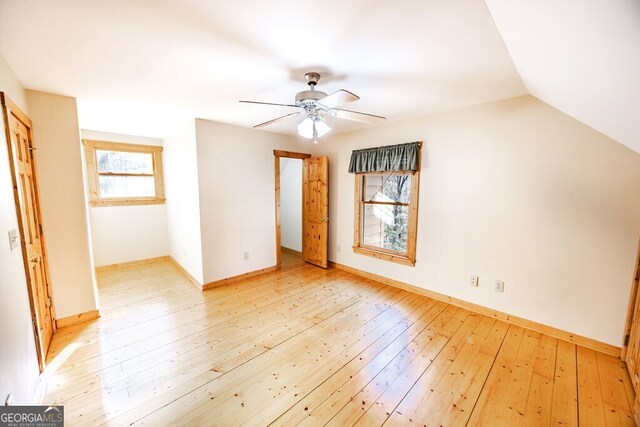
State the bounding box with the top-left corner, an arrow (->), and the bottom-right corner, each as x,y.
353,144 -> 421,267
83,139 -> 165,207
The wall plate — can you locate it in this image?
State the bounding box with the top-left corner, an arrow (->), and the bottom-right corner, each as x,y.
8,229 -> 19,251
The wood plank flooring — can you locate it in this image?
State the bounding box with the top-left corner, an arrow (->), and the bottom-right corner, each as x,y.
44,252 -> 635,426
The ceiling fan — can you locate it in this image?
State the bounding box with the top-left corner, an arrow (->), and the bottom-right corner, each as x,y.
240,72 -> 386,143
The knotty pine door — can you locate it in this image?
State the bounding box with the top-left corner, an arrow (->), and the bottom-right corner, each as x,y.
2,93 -> 54,369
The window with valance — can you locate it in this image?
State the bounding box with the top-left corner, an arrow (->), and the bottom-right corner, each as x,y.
350,141 -> 422,266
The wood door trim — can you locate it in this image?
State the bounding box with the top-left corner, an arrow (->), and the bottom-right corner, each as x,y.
274,150 -> 311,269
0,93 -> 32,127
1,92 -> 55,371
622,237 -> 640,361
273,150 -> 311,160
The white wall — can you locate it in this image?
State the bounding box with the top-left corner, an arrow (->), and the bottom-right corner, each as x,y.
0,56 -> 40,404
163,121 -> 204,284
27,90 -> 99,319
194,119 -> 303,284
81,130 -> 169,267
485,0 -> 640,154
280,157 -> 302,252
315,95 -> 640,346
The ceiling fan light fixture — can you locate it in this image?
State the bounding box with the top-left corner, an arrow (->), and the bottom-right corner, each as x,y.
297,117 -> 314,139
314,117 -> 331,138
297,116 -> 331,141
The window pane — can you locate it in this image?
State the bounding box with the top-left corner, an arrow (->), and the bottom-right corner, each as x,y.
96,150 -> 153,174
364,174 -> 411,203
99,176 -> 155,198
362,203 -> 408,253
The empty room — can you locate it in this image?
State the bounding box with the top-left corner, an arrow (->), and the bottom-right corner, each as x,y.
1,0 -> 639,426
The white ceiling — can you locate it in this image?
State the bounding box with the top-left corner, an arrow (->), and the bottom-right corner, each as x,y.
0,1 -> 636,153
0,0 -> 526,138
485,0 -> 640,153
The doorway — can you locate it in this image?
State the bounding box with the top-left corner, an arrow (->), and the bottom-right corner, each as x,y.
1,92 -> 55,371
274,150 -> 329,269
274,150 -> 310,269
279,157 -> 303,263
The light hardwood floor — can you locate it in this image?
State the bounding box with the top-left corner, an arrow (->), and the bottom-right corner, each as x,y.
44,252 -> 635,426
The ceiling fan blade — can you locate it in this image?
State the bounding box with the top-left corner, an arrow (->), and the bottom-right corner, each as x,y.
239,100 -> 299,108
333,108 -> 386,124
254,112 -> 301,128
319,89 -> 360,108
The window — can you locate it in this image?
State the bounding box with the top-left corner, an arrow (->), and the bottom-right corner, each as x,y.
353,170 -> 420,266
83,140 -> 165,206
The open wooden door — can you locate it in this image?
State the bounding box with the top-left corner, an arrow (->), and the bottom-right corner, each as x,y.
302,157 -> 328,268
1,93 -> 55,370
624,241 -> 640,382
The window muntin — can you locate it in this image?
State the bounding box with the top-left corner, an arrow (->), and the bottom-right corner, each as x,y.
84,140 -> 165,207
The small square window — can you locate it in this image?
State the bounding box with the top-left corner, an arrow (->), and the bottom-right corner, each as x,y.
84,140 -> 165,207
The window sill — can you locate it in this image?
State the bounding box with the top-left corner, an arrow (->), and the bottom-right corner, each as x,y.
90,198 -> 166,207
352,246 -> 415,266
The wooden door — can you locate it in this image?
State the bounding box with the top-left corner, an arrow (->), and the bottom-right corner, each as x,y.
302,157 -> 329,268
624,242 -> 640,388
1,93 -> 54,370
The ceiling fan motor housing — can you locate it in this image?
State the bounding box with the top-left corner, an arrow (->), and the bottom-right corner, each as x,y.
295,90 -> 328,104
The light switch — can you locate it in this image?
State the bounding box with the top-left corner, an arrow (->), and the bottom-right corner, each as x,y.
8,229 -> 19,251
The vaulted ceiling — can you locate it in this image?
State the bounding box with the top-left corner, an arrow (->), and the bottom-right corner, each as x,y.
0,0 -> 637,153
486,0 -> 640,154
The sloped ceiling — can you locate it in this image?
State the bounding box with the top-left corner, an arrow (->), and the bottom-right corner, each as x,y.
486,0 -> 640,153
0,1 -> 636,151
0,0 -> 526,137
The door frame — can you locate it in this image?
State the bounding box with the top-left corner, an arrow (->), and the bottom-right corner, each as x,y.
1,92 -> 56,371
274,149 -> 311,268
621,237 -> 640,360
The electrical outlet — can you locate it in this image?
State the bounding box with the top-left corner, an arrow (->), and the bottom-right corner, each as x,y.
336,244 -> 341,252
243,251 -> 249,261
495,280 -> 505,293
469,274 -> 479,287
